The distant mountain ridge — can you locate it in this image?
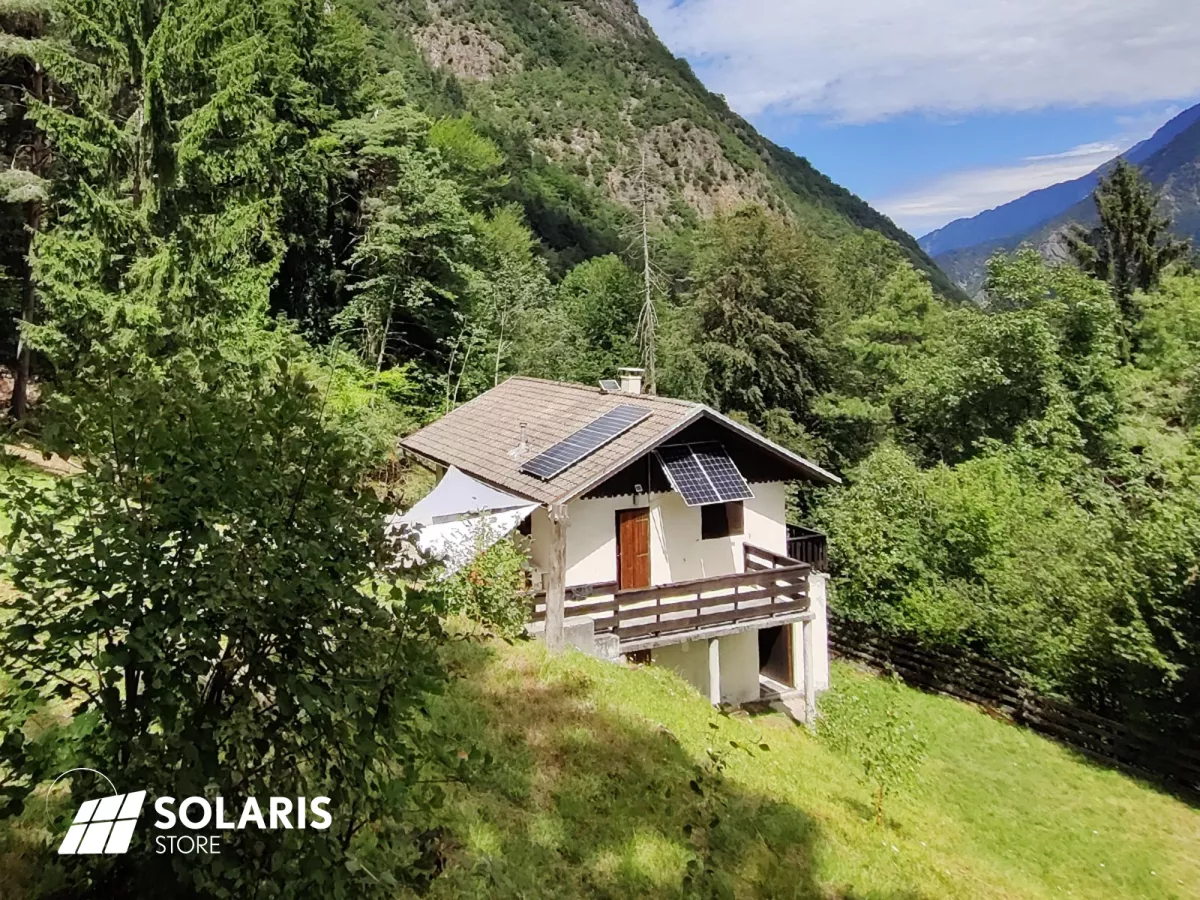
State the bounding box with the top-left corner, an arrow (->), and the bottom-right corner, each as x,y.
390,0 -> 962,298
920,102 -> 1200,295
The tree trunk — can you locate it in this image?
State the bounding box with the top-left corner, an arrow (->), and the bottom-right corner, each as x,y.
9,252 -> 35,422
8,65 -> 46,423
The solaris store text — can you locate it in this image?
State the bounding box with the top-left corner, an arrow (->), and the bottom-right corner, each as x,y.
152,795 -> 332,854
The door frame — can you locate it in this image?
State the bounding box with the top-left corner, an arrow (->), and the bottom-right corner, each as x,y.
615,506 -> 651,591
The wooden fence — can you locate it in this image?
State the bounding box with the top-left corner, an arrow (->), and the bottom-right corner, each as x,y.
829,616 -> 1200,795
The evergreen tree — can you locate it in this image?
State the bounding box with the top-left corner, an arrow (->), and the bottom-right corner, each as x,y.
1066,159 -> 1190,357
0,4 -> 463,894
0,0 -> 54,421
689,206 -> 825,426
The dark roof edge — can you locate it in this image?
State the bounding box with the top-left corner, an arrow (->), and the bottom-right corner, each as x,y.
556,405 -> 841,504
702,408 -> 842,487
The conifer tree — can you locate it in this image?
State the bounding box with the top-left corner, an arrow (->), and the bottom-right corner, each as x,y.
1066,159 -> 1190,357
0,0 -> 54,421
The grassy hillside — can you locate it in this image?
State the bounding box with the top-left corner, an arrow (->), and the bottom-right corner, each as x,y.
426,639 -> 1200,899
377,0 -> 964,298
0,453 -> 46,537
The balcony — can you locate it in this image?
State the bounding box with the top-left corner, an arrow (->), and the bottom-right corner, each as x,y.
531,543 -> 811,648
786,525 -> 827,571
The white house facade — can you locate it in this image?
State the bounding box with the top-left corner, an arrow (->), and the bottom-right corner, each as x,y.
399,372 -> 838,719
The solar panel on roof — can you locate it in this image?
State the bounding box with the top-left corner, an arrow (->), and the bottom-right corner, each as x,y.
599,379 -> 620,392
655,442 -> 754,507
519,405 -> 651,480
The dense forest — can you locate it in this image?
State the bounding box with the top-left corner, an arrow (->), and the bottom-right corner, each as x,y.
1,0 -> 1198,894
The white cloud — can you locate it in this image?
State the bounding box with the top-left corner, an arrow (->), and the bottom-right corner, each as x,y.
1023,142 -> 1121,162
873,100 -> 1187,235
638,1 -> 1200,122
875,140 -> 1125,235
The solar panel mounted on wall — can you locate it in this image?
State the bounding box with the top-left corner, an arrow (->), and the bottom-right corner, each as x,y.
654,444 -> 721,505
654,442 -> 754,507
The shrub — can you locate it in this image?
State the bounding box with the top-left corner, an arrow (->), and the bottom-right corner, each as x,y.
819,678 -> 926,826
0,341 -> 461,898
441,526 -> 534,638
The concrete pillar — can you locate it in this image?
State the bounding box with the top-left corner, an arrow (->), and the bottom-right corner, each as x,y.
802,618 -> 816,729
808,571 -> 831,692
707,637 -> 721,706
545,504 -> 568,653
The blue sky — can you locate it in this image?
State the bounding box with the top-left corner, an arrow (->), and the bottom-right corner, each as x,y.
638,0 -> 1200,238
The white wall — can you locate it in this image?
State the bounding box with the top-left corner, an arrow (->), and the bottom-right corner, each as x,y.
718,631 -> 761,704
526,481 -> 790,590
651,630 -> 761,706
652,640 -> 712,697
791,572 -> 830,693
742,481 -> 788,558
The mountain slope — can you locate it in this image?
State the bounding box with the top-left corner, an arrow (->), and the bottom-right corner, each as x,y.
384,0 -> 963,298
919,103 -> 1200,259
924,103 -> 1200,295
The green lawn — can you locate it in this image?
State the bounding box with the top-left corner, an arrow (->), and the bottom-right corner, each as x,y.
0,453 -> 50,538
425,639 -> 1200,900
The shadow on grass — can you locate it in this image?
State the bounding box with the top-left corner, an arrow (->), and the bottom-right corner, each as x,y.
429,639 -> 931,900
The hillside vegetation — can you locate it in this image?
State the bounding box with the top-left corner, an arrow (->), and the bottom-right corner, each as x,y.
382,0 -> 959,294
1,0 -> 1199,896
423,639 -> 1200,900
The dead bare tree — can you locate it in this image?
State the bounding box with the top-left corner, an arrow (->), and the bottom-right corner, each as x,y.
626,143 -> 665,395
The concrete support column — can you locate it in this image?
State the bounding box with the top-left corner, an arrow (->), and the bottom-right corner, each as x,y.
802,618 -> 816,729
707,637 -> 721,706
545,504 -> 568,653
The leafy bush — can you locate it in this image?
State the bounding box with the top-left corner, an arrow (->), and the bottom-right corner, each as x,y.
0,337 -> 464,898
816,443 -> 1138,691
819,677 -> 926,826
441,528 -> 533,639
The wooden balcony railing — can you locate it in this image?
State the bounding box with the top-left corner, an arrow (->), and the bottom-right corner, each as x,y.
531,543 -> 811,644
786,525 -> 827,571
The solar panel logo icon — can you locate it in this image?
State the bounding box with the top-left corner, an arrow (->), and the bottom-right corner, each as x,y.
59,790 -> 147,855
520,405 -> 651,481
654,442 -> 754,507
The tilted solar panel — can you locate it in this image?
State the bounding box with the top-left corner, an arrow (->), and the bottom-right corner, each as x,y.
691,442 -> 754,502
520,405 -> 651,480
654,442 -> 753,507
599,379 -> 621,392
655,444 -> 721,506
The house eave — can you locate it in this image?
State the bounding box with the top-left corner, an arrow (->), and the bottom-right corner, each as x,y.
555,404 -> 841,505
700,408 -> 842,487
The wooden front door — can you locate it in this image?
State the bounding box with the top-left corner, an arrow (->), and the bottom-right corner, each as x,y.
616,508 -> 651,590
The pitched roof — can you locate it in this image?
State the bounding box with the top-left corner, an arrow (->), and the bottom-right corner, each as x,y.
399,376 -> 839,506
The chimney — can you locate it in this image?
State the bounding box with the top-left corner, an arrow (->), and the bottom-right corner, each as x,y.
617,367 -> 644,395
507,422 -> 530,459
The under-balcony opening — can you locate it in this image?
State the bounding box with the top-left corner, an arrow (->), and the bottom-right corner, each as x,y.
759,625 -> 793,695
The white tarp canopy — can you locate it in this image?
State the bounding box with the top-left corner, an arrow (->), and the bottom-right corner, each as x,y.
391,467 -> 538,574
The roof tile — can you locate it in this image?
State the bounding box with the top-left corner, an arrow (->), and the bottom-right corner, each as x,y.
399,377 -> 698,505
